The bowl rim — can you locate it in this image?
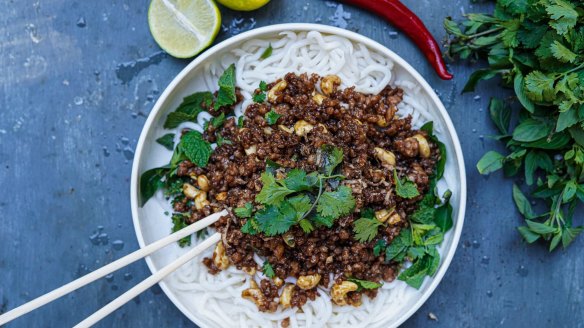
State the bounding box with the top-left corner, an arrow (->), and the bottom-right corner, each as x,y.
130,22 -> 467,328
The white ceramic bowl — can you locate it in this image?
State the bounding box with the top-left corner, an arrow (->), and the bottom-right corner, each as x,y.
131,23 -> 467,328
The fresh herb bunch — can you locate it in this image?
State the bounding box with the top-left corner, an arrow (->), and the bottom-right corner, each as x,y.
444,0 -> 584,250
236,145 -> 356,236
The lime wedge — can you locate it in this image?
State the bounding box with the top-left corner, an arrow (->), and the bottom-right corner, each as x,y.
148,0 -> 221,58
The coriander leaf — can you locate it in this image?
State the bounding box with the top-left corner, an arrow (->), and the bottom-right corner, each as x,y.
260,44 -> 273,59
264,110 -> 281,125
287,194 -> 313,217
550,40 -> 578,63
353,209 -> 382,243
524,71 -> 556,103
321,145 -> 344,176
262,261 -> 275,278
234,202 -> 254,218
284,169 -> 318,191
500,19 -> 520,48
253,92 -> 266,103
477,150 -> 505,174
347,278 -> 383,290
317,185 -> 355,218
311,213 -> 336,228
546,0 -> 578,35
255,202 -> 296,236
215,64 -> 237,108
211,113 -> 226,128
179,130 -> 212,167
156,133 -> 175,150
241,218 -> 259,235
393,170 -> 420,199
259,81 -> 268,92
237,116 -> 245,128
298,219 -> 315,233
255,172 -> 295,205
140,167 -> 168,206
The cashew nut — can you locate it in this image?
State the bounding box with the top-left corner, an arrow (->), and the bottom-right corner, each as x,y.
182,183 -> 201,199
213,242 -> 230,270
273,277 -> 284,287
294,120 -> 314,137
278,125 -> 294,134
245,145 -> 257,155
280,284 -> 295,309
263,127 -> 273,135
215,191 -> 227,201
321,75 -> 341,96
197,175 -> 210,192
377,115 -> 389,128
375,209 -> 392,223
331,281 -> 359,306
296,274 -> 321,290
388,212 -> 402,225
313,92 -> 326,105
374,147 -> 396,169
242,280 -> 266,308
412,134 -> 431,158
267,80 -> 287,103
194,191 -> 209,210
242,266 -> 256,276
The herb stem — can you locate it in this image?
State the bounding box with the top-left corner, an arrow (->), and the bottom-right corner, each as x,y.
465,26 -> 504,39
300,176 -> 324,221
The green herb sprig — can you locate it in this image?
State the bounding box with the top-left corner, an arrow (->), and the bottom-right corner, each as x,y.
445,0 -> 584,250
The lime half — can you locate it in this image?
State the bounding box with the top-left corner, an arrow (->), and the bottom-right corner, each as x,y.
216,0 -> 270,11
148,0 -> 221,58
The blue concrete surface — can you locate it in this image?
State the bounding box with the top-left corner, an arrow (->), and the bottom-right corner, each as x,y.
0,0 -> 582,327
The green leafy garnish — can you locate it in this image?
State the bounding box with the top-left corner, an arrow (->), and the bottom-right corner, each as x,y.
260,44 -> 273,59
393,170 -> 420,199
445,0 -> 584,250
264,110 -> 281,125
241,218 -> 259,235
156,133 -> 175,150
253,81 -> 268,103
316,186 -> 355,218
179,130 -> 212,168
163,92 -> 213,128
255,202 -> 297,236
259,81 -> 268,91
211,113 -> 226,129
255,172 -> 296,206
262,261 -> 275,278
171,214 -> 192,247
320,144 -> 343,176
215,64 -> 237,108
234,202 -> 254,218
139,167 -> 168,206
347,278 -> 383,290
353,209 -> 383,243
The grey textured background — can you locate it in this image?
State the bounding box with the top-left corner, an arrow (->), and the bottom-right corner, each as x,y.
1,0 -> 582,327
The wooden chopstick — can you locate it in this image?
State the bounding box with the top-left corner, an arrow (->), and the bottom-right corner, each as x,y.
0,209 -> 227,326
74,232 -> 221,328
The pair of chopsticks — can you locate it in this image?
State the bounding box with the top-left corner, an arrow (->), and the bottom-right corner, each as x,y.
0,210 -> 227,327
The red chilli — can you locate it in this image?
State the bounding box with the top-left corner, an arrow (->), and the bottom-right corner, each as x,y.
341,0 -> 453,80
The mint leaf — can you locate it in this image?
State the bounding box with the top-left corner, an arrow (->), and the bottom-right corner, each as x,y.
393,170 -> 420,199
373,239 -> 387,257
234,202 -> 254,218
264,109 -> 281,125
347,278 -> 383,290
140,167 -> 168,206
211,113 -> 226,128
164,92 -> 213,128
317,185 -> 355,218
385,229 -> 412,262
179,130 -> 212,167
156,133 -> 175,150
215,64 -> 237,108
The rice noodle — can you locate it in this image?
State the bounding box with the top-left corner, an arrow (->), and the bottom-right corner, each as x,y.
154,31 -> 452,327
